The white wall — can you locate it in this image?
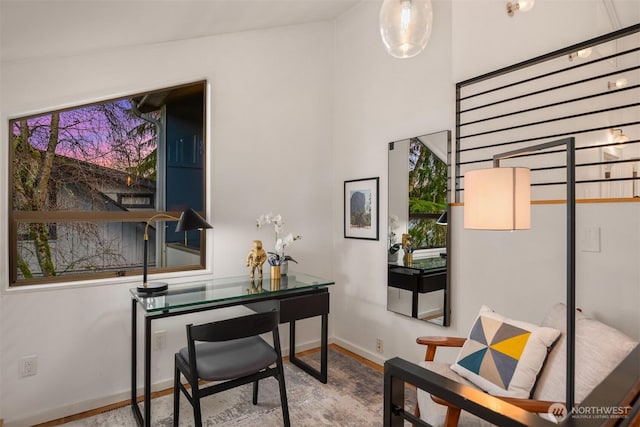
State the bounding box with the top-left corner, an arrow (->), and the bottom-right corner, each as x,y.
0,22 -> 334,425
332,0 -> 455,364
1,0 -> 639,424
332,0 -> 640,370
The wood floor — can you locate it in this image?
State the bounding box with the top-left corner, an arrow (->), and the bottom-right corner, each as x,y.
34,344 -> 382,427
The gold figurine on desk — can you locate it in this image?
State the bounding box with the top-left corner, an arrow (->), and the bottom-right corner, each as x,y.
402,233 -> 413,266
246,240 -> 267,278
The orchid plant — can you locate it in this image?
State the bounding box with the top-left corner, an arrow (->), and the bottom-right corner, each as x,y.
388,215 -> 401,255
256,213 -> 301,266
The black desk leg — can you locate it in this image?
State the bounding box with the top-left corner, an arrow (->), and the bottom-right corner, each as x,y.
288,312 -> 329,384
144,316 -> 152,427
320,311 -> 328,382
411,292 -> 418,319
131,299 -> 143,426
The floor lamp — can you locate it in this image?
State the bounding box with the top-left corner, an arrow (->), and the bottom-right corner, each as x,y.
138,208 -> 212,294
463,137 -> 576,412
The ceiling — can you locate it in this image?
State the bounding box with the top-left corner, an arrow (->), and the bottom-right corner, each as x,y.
0,0 -> 361,62
2,0 -> 638,63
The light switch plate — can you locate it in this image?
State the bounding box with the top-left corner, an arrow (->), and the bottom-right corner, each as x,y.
580,226 -> 601,253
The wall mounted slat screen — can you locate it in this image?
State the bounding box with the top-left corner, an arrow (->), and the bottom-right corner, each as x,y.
456,24 -> 640,203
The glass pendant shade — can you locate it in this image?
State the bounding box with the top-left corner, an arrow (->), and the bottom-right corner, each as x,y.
464,167 -> 531,230
517,0 -> 535,12
379,0 -> 433,59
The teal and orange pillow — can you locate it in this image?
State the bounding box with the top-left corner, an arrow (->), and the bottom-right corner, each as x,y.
451,305 -> 560,398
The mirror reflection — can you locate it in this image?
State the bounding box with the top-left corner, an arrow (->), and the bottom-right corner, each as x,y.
387,130 -> 451,326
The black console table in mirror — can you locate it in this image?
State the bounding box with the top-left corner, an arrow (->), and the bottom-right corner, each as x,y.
388,130 -> 451,326
388,255 -> 447,322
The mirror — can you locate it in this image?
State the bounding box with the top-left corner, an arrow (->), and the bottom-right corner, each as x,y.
387,130 -> 451,326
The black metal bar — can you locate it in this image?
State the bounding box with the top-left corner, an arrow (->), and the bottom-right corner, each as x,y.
455,84 -> 462,203
383,363 -> 415,427
460,63 -> 639,109
458,120 -> 640,154
567,138 -> 576,413
457,175 -> 640,193
494,137 -> 576,414
461,102 -> 640,140
457,23 -> 640,87
320,312 -> 328,383
383,357 -> 552,426
131,299 -> 143,426
288,316 -> 329,383
460,149 -> 640,168
385,348 -> 640,427
460,84 -> 639,128
144,315 -> 152,427
459,45 -> 640,102
493,138 -> 570,166
456,139 -> 640,167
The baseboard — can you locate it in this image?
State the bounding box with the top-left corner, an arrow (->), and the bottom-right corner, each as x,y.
10,338 -> 325,427
331,337 -> 387,367
17,338 -> 386,427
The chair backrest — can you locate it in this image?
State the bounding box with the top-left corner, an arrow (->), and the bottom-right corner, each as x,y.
187,308 -> 280,343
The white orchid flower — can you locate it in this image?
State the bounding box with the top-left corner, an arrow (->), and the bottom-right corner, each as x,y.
275,238 -> 284,255
256,213 -> 301,262
282,233 -> 294,246
256,213 -> 271,228
274,222 -> 284,235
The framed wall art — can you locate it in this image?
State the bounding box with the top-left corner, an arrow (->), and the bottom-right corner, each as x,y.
344,177 -> 379,240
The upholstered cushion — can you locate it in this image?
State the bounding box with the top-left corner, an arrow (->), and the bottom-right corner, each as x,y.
451,305 -> 560,398
533,303 -> 638,403
178,336 -> 277,381
417,361 -> 496,427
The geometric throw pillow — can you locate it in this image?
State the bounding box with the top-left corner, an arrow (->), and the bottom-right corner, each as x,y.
451,305 -> 561,398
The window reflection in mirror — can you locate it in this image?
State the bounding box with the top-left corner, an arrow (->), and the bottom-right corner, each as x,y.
387,130 -> 451,326
9,81 -> 207,286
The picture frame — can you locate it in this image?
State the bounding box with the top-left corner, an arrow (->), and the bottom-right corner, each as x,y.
344,177 -> 379,240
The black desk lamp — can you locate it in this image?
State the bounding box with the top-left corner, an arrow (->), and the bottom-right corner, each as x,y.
137,208 -> 212,294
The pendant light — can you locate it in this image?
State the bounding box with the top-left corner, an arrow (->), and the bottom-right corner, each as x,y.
379,0 -> 433,59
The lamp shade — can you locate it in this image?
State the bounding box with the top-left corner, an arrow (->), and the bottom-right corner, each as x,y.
175,208 -> 212,232
464,167 -> 531,230
379,0 -> 433,59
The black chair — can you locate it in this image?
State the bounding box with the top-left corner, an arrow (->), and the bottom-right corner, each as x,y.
173,305 -> 290,426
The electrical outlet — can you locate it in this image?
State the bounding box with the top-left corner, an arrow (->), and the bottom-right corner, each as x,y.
376,338 -> 384,354
153,330 -> 167,351
19,355 -> 37,377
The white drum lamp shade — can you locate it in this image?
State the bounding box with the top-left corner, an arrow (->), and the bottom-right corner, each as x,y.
464,167 -> 531,230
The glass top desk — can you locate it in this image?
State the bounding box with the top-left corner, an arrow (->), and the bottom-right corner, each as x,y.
130,273 -> 334,427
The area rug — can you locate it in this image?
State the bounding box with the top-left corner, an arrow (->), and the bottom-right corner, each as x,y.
62,348 -> 416,426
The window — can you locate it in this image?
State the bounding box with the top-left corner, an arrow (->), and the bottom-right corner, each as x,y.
9,81 -> 207,286
408,138 -> 447,249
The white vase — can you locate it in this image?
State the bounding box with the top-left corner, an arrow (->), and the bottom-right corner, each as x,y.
280,260 -> 288,276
